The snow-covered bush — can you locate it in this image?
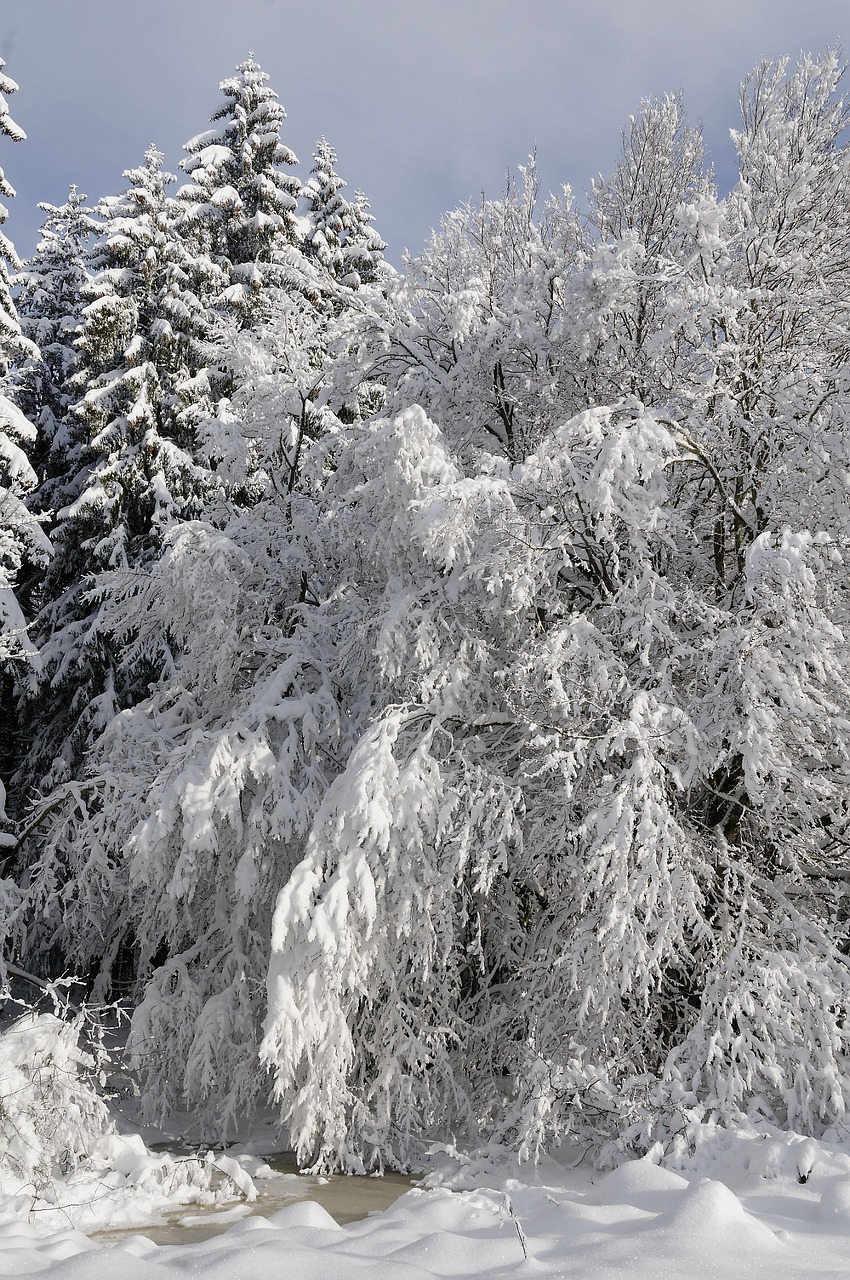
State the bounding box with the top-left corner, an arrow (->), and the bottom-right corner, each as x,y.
0,1010 -> 118,1190
0,1009 -> 254,1230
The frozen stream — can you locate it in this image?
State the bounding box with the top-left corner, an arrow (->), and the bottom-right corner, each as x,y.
92,1153 -> 418,1246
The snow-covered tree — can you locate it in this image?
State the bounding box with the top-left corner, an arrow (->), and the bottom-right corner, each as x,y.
18,341 -> 350,1128
0,55 -> 50,832
302,139 -> 386,290
0,58 -> 28,370
16,146 -> 220,803
576,92 -> 714,407
260,54 -> 850,1168
0,398 -> 48,675
302,138 -> 347,278
14,206 -> 352,1122
342,159 -> 584,463
342,189 -> 387,288
177,55 -> 303,318
259,401 -> 716,1169
261,390 -> 850,1170
13,47 -> 850,1173
12,187 -> 96,511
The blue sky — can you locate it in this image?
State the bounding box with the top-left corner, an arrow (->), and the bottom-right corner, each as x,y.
1,0 -> 847,264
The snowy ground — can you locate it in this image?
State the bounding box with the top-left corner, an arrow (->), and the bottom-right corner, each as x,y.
5,1128 -> 850,1278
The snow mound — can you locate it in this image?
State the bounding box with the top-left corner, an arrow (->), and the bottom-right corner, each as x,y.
661,1120 -> 850,1188
589,1155 -> 690,1210
656,1176 -> 780,1248
387,1228 -> 510,1274
819,1178 -> 850,1224
267,1200 -> 342,1231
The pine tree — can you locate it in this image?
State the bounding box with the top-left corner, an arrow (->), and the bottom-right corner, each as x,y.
302,139 -> 387,292
17,146 -> 220,802
0,54 -> 49,829
13,186 -> 96,511
0,58 -> 29,370
341,188 -> 387,288
177,55 -> 302,317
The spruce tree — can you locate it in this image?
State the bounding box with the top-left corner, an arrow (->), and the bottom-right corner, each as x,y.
177,55 -> 302,317
342,188 -> 387,288
302,138 -> 386,290
0,56 -> 49,827
302,138 -> 348,279
18,146 -> 220,801
0,58 -> 28,368
13,186 -> 96,512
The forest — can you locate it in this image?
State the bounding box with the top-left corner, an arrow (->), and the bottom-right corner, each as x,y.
1,47 -> 850,1178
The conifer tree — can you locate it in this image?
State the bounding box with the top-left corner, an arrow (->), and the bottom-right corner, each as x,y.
13,187 -> 96,512
302,138 -> 348,279
302,138 -> 386,290
17,146 -> 220,801
0,55 -> 49,827
0,59 -> 28,369
177,55 -> 302,317
342,188 -> 387,288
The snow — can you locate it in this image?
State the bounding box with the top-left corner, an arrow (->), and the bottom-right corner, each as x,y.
4,1134 -> 850,1278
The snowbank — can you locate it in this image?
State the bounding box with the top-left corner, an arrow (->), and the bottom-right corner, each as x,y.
4,1128 -> 850,1277
0,1021 -> 848,1280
